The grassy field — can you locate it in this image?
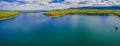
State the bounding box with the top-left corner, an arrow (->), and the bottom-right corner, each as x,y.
44,9 -> 120,18
0,12 -> 20,21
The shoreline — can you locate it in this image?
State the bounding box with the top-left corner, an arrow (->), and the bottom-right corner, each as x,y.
44,9 -> 120,18
1,9 -> 120,21
0,15 -> 18,21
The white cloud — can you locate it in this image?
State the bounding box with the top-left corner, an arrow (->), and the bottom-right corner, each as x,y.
24,0 -> 52,3
0,0 -> 120,10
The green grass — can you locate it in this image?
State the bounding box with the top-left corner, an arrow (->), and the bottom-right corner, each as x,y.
44,9 -> 120,18
0,12 -> 20,21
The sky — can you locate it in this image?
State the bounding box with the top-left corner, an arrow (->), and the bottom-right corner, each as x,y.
0,0 -> 120,10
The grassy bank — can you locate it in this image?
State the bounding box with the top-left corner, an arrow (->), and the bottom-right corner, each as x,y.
44,9 -> 120,18
112,10 -> 120,17
0,12 -> 20,21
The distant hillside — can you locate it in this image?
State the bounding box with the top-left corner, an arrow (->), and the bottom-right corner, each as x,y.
70,6 -> 120,10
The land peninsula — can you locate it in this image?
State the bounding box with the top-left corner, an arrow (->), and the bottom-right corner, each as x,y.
0,10 -> 40,21
44,9 -> 120,18
0,12 -> 20,21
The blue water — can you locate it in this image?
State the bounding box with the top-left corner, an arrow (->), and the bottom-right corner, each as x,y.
0,12 -> 120,46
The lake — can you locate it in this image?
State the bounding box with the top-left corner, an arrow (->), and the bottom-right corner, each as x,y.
0,12 -> 120,46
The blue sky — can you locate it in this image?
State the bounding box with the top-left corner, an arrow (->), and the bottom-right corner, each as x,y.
0,0 -> 120,10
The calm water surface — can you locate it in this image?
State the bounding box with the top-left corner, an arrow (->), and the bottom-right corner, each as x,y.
0,12 -> 120,46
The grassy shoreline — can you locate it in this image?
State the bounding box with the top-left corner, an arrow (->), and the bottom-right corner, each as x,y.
0,9 -> 120,21
0,12 -> 20,21
44,9 -> 120,18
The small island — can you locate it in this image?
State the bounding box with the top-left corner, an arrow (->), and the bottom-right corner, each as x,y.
44,9 -> 120,18
0,12 -> 20,21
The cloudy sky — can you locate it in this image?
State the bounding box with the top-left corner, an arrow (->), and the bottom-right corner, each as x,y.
0,0 -> 120,10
